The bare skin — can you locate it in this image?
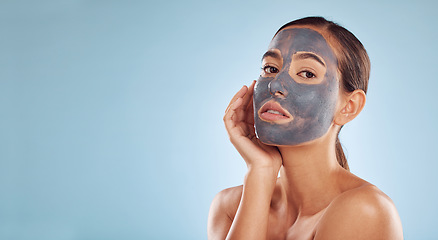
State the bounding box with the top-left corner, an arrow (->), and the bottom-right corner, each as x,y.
208,26 -> 403,240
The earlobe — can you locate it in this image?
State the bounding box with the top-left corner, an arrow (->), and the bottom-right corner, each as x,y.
334,89 -> 366,126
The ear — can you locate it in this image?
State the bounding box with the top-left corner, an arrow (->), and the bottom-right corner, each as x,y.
334,89 -> 366,126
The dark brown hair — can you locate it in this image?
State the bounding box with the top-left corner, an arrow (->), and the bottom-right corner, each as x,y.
276,16 -> 371,171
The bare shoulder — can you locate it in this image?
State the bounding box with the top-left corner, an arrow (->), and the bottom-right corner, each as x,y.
210,185 -> 243,219
207,185 -> 243,240
315,184 -> 403,240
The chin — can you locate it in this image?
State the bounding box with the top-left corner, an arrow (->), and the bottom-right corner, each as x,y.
256,129 -> 331,147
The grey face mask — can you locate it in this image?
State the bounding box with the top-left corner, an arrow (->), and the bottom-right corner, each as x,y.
253,28 -> 339,146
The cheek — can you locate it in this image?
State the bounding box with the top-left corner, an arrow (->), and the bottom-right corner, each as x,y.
305,76 -> 339,120
321,73 -> 340,106
255,76 -> 271,91
282,75 -> 339,119
254,77 -> 273,103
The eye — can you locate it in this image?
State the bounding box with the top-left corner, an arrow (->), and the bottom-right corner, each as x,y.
262,65 -> 279,74
297,70 -> 316,79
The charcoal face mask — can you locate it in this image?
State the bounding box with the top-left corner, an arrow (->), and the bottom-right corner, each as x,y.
253,28 -> 339,146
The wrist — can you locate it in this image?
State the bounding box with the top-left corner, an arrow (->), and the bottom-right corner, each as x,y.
244,167 -> 279,185
247,164 -> 280,177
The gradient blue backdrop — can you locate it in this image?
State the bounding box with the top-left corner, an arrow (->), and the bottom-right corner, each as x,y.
1,0 -> 437,239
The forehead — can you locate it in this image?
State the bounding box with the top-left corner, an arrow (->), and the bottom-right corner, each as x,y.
268,28 -> 336,63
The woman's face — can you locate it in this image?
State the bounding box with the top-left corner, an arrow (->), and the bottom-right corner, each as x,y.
253,27 -> 339,146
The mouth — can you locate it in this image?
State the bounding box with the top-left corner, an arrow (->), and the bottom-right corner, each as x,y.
258,100 -> 294,123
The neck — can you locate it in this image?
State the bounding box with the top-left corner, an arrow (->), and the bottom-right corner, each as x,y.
277,132 -> 345,216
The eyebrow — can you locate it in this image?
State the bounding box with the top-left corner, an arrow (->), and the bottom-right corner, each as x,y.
294,52 -> 326,67
261,50 -> 281,62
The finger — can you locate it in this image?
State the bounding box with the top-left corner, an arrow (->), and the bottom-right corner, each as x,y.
230,97 -> 243,111
224,97 -> 243,131
246,93 -> 254,112
228,81 -> 254,124
238,106 -> 251,123
249,80 -> 256,93
243,80 -> 256,116
240,80 -> 256,110
233,81 -> 256,121
225,86 -> 247,113
245,96 -> 255,125
245,81 -> 256,124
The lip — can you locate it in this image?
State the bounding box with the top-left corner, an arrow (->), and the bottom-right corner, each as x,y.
258,100 -> 294,123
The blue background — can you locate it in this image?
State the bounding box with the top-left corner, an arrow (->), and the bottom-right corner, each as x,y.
1,0 -> 437,239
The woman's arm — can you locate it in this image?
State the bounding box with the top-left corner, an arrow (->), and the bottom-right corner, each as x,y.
208,81 -> 282,240
208,170 -> 278,240
226,167 -> 278,239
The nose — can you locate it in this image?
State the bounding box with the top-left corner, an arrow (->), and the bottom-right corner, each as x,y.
268,78 -> 288,98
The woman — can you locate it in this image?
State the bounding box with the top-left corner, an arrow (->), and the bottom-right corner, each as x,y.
208,17 -> 403,240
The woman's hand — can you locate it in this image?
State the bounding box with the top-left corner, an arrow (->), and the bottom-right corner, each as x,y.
224,81 -> 282,174
213,81 -> 283,240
